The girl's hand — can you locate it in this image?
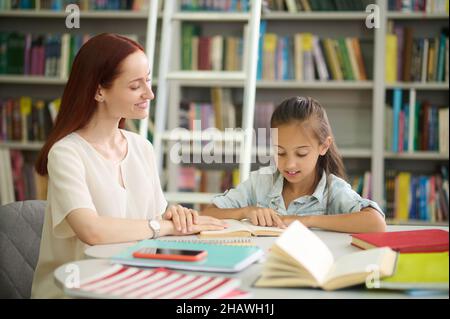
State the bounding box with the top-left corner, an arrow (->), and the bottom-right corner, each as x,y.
243,207 -> 286,228
162,215 -> 228,236
163,205 -> 200,234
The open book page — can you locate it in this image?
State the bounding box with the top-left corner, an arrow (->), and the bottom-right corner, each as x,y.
199,219 -> 283,238
244,220 -> 284,236
322,247 -> 397,291
199,219 -> 253,238
262,254 -> 314,279
274,221 -> 334,284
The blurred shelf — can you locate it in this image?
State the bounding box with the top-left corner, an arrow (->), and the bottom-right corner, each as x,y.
0,75 -> 67,84
257,80 -> 373,89
385,151 -> 449,160
0,9 -> 153,19
0,75 -> 159,86
164,192 -> 216,204
385,82 -> 449,90
262,11 -> 367,20
0,141 -> 44,150
386,12 -> 449,19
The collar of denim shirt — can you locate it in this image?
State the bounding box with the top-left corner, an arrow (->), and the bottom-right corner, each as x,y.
267,170 -> 327,205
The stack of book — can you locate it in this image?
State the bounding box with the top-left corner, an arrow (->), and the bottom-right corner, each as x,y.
388,0 -> 449,14
0,32 -> 139,78
181,24 -> 244,71
384,166 -> 449,223
257,22 -> 370,82
385,25 -> 448,83
385,89 -> 449,154
263,0 -> 373,12
180,0 -> 250,11
0,0 -> 150,11
0,97 -> 59,143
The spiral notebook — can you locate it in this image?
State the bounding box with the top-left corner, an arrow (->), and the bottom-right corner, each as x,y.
158,238 -> 255,246
110,239 -> 264,273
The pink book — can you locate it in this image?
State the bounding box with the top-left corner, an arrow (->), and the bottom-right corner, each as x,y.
23,34 -> 32,75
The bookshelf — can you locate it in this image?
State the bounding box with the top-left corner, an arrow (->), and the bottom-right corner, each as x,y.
381,0 -> 449,224
0,0 -> 160,204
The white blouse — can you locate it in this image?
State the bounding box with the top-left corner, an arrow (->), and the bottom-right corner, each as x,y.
31,129 -> 167,298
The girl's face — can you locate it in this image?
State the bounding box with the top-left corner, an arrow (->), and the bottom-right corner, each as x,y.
272,121 -> 330,185
96,50 -> 154,120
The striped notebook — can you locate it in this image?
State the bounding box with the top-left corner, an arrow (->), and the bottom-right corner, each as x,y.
64,264 -> 251,299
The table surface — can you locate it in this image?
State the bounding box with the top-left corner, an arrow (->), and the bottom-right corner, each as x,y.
54,224 -> 449,299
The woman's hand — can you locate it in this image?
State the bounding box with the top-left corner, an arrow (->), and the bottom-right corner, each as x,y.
161,215 -> 228,236
243,207 -> 286,228
163,205 -> 200,234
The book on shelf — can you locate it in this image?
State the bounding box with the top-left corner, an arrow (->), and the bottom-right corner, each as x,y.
0,97 -> 57,143
258,32 -> 370,82
180,0 -> 250,12
0,31 -> 140,77
379,251 -> 449,291
388,0 -> 449,14
385,23 -> 448,83
199,219 -> 284,238
349,171 -> 372,199
64,264 -> 251,299
0,0 -> 151,11
385,88 -> 449,154
254,221 -> 398,291
351,229 -> 449,253
111,239 -> 264,273
181,23 -> 243,71
263,0 -> 374,12
384,167 -> 449,223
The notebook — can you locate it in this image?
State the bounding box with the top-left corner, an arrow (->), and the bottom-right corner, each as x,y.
64,265 -> 251,299
199,219 -> 284,238
380,252 -> 449,291
158,238 -> 255,246
110,239 -> 264,273
351,229 -> 449,253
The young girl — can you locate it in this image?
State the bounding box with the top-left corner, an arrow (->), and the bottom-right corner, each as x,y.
202,96 -> 386,233
31,33 -> 226,298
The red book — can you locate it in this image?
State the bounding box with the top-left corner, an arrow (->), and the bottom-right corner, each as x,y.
351,229 -> 449,253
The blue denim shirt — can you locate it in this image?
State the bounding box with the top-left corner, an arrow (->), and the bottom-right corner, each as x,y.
212,167 -> 384,218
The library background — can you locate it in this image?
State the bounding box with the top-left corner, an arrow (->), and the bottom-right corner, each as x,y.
0,0 -> 448,226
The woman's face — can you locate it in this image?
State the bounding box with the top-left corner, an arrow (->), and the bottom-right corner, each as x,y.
99,50 -> 154,120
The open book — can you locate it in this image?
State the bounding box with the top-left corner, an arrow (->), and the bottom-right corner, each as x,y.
254,221 -> 398,291
199,219 -> 284,238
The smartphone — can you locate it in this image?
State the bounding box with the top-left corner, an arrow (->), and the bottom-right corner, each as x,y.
132,247 -> 207,262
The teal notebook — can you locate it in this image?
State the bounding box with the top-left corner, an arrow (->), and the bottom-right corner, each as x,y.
110,240 -> 265,273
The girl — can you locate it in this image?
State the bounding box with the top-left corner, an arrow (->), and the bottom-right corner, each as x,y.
202,96 -> 386,233
31,33 -> 226,298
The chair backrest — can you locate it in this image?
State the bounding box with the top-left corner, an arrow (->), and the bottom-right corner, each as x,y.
0,200 -> 46,299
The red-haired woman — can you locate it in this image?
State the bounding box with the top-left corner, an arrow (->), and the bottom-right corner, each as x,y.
31,33 -> 226,298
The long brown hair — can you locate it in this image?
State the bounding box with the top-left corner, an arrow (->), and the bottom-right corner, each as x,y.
35,33 -> 144,176
270,97 -> 347,212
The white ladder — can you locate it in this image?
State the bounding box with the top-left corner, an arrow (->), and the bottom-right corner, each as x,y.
139,0 -> 160,137
153,0 -> 262,205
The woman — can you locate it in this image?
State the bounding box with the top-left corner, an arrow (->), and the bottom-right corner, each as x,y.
31,33 -> 226,298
